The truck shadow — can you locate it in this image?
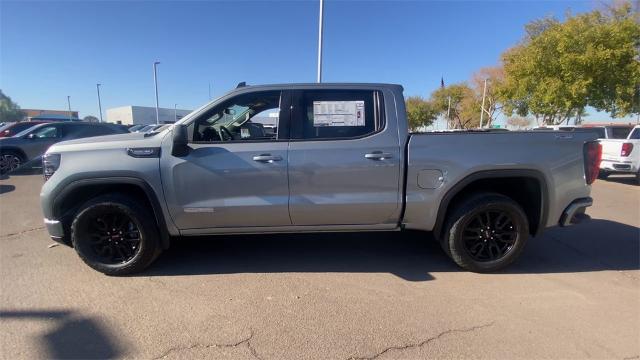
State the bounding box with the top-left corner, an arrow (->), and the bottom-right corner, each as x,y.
145,219 -> 639,281
0,309 -> 126,359
598,176 -> 638,186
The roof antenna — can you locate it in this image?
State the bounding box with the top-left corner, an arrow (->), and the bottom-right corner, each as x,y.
236,82 -> 246,88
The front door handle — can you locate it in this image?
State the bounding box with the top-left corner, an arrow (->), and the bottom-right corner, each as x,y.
252,154 -> 283,163
365,151 -> 393,160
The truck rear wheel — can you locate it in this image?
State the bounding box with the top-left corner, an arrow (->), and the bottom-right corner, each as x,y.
442,193 -> 529,272
71,194 -> 161,275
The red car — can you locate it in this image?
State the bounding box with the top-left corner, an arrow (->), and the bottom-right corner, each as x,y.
0,121 -> 49,138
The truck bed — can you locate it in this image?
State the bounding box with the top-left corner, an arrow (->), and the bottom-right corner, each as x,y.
402,130 -> 597,232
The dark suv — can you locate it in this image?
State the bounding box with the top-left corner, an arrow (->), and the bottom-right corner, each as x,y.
0,122 -> 128,174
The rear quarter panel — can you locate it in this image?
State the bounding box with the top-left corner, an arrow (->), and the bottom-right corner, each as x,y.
403,131 -> 597,232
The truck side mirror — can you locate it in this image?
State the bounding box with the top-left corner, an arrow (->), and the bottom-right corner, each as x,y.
171,124 -> 190,157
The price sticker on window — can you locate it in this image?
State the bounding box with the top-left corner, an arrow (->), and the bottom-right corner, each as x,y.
313,101 -> 365,127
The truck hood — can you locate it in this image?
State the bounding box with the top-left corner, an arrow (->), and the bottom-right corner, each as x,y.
48,131 -> 168,153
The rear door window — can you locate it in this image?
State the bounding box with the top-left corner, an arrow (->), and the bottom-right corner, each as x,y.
292,90 -> 384,140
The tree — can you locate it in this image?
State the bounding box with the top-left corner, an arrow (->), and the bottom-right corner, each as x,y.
0,90 -> 25,122
430,83 -> 480,129
405,96 -> 438,131
83,115 -> 99,123
506,116 -> 532,130
497,2 -> 640,125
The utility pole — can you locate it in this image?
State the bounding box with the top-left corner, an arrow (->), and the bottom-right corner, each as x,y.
446,96 -> 451,129
67,96 -> 72,121
153,61 -> 161,125
208,82 -> 212,100
479,78 -> 488,128
96,83 -> 103,122
316,0 -> 324,83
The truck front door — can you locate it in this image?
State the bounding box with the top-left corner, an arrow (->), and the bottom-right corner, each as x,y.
161,90 -> 292,229
287,89 -> 402,226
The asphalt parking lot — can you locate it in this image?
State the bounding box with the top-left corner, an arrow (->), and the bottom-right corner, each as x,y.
0,173 -> 638,359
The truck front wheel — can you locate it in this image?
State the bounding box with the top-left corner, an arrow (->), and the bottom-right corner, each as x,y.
71,194 -> 161,275
442,193 -> 529,272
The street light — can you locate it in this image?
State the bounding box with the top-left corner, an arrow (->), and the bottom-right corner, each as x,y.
316,0 -> 324,83
96,83 -> 103,122
67,96 -> 72,121
153,61 -> 160,125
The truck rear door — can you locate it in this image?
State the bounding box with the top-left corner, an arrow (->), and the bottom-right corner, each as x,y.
287,89 -> 402,226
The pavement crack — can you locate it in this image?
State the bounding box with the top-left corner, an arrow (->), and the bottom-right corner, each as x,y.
346,322 -> 494,360
0,226 -> 45,238
153,329 -> 262,360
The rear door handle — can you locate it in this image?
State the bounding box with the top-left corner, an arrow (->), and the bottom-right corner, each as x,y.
252,154 -> 283,163
365,151 -> 393,160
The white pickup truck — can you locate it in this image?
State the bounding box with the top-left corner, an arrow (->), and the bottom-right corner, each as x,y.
599,125 -> 640,184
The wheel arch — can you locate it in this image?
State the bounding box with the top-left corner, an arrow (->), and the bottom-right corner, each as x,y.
0,146 -> 28,160
433,169 -> 549,239
52,177 -> 171,249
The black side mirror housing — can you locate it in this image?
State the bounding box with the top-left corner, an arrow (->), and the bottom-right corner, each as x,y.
171,124 -> 190,157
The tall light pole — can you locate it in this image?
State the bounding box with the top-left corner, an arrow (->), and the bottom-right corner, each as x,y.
479,78 -> 488,128
96,83 -> 103,122
446,96 -> 451,129
153,61 -> 161,125
174,103 -> 177,122
67,96 -> 72,121
316,0 -> 324,83
208,82 -> 212,101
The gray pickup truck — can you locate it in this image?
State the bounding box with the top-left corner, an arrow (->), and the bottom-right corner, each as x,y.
40,83 -> 600,275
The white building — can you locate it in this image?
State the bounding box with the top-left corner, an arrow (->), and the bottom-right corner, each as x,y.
106,106 -> 192,125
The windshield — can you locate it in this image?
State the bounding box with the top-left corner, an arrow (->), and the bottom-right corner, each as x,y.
13,123 -> 45,138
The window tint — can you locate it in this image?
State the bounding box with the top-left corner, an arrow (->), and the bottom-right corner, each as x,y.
191,91 -> 281,142
74,125 -> 117,138
9,122 -> 38,134
590,127 -> 606,138
31,125 -> 59,138
295,90 -> 381,140
608,127 -> 632,139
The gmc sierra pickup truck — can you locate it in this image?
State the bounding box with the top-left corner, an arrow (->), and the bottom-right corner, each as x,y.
40,83 -> 600,275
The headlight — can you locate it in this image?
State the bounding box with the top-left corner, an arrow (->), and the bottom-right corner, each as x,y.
43,153 -> 61,180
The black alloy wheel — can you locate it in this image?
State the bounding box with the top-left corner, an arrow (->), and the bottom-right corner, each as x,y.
442,192 -> 529,272
0,152 -> 22,174
461,210 -> 518,262
71,194 -> 161,275
84,212 -> 141,264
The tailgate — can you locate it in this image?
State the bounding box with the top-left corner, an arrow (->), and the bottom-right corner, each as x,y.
600,140 -> 623,159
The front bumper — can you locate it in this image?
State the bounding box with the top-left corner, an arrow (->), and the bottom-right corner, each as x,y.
559,197 -> 593,227
44,218 -> 68,245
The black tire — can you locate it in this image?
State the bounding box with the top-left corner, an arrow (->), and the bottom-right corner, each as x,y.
635,171 -> 640,186
0,150 -> 24,175
598,171 -> 610,180
71,194 -> 161,275
441,192 -> 529,272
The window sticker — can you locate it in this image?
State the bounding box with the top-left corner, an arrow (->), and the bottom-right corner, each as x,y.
240,128 -> 250,139
313,101 -> 365,127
